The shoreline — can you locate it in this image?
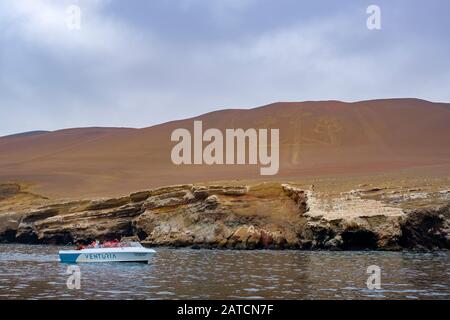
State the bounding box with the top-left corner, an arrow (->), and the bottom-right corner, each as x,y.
0,243 -> 448,253
1,180 -> 449,251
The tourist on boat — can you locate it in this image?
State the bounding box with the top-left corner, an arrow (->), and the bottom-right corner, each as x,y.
77,239 -> 122,250
103,239 -> 120,248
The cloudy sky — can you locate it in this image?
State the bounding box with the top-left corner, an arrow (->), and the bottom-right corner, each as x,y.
0,0 -> 449,136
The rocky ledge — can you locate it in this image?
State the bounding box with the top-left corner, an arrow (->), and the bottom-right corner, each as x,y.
0,182 -> 449,250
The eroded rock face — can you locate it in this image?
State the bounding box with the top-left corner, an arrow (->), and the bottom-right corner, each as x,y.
281,184 -> 308,213
399,204 -> 450,250
15,200 -> 143,244
0,183 -> 449,250
132,185 -> 301,249
299,191 -> 405,250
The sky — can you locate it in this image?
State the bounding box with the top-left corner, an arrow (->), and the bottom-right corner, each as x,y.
0,0 -> 449,136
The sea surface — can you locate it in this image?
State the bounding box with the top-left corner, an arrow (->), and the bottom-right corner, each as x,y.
0,244 -> 448,300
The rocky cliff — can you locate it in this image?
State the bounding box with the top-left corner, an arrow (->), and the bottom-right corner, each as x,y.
0,182 -> 449,250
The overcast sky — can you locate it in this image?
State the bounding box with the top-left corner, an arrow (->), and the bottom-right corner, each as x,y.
1,0 -> 449,136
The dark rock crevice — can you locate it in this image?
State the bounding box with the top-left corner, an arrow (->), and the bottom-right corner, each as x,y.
340,230 -> 379,250
399,204 -> 450,250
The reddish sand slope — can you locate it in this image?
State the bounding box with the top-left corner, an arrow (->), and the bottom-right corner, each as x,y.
1,98 -> 449,198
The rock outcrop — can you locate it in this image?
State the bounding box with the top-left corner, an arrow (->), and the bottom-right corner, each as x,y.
0,182 -> 449,250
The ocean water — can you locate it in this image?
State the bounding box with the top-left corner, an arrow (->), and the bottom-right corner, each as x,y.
0,244 -> 448,300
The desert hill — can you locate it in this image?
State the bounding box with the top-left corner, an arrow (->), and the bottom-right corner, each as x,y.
1,98 -> 450,198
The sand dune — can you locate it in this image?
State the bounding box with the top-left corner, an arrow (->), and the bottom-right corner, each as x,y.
1,98 -> 449,198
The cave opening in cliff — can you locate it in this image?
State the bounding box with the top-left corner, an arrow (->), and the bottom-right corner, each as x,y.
341,230 -> 378,250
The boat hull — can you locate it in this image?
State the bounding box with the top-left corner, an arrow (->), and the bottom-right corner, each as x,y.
59,247 -> 156,263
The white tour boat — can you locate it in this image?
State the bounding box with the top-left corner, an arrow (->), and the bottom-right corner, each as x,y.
59,242 -> 155,263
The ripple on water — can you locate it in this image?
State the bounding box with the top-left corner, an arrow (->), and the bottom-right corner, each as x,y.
0,245 -> 448,299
